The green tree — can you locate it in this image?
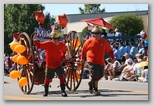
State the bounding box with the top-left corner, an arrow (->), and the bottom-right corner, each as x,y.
79,26 -> 91,44
109,14 -> 144,36
79,4 -> 105,14
80,26 -> 90,38
4,4 -> 54,54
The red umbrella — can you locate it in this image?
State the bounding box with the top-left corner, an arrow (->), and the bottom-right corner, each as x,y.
82,17 -> 115,30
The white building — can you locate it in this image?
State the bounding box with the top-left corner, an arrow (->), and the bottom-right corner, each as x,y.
62,10 -> 148,35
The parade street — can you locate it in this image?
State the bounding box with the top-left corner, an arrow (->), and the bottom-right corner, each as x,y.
4,76 -> 148,100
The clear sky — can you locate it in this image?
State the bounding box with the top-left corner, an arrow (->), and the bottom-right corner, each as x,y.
42,4 -> 148,16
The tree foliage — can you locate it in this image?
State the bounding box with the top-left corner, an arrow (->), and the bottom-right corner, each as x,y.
80,26 -> 90,38
109,14 -> 144,36
4,4 -> 54,54
79,4 -> 105,14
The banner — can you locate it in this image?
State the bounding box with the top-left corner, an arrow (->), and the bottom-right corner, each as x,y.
34,28 -> 52,42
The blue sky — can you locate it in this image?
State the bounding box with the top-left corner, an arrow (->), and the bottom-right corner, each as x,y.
42,4 -> 148,16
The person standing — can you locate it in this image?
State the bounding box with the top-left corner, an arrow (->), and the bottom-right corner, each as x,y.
33,30 -> 67,97
113,46 -> 121,63
5,56 -> 12,75
107,29 -> 114,42
115,28 -> 122,42
119,42 -> 126,58
81,26 -> 114,96
130,42 -> 138,60
125,42 -> 131,54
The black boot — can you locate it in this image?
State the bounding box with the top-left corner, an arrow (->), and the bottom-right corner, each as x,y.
88,81 -> 93,93
43,84 -> 49,97
60,84 -> 67,97
93,81 -> 100,96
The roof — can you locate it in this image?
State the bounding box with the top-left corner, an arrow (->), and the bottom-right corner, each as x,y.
66,10 -> 148,23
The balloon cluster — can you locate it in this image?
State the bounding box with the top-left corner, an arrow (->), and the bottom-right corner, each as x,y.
9,42 -> 28,87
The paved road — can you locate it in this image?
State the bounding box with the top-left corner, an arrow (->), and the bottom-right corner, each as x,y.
3,76 -> 148,100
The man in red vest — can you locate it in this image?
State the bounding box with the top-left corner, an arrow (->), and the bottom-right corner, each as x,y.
81,26 -> 114,96
33,30 -> 67,97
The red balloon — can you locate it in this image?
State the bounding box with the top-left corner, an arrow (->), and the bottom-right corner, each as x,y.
34,10 -> 45,24
57,13 -> 68,28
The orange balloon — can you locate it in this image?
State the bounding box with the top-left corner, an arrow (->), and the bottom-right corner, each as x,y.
18,77 -> 27,87
14,45 -> 26,54
17,55 -> 28,65
12,54 -> 19,62
10,42 -> 20,51
10,70 -> 21,79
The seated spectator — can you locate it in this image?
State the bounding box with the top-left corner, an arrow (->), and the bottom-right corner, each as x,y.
120,53 -> 134,72
133,59 -> 143,79
135,53 -> 142,62
125,59 -> 143,81
120,54 -> 142,81
116,58 -> 134,81
138,66 -> 148,83
104,58 -> 113,80
110,58 -> 122,79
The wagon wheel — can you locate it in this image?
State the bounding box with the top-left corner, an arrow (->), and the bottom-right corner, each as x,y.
15,32 -> 35,94
64,31 -> 85,91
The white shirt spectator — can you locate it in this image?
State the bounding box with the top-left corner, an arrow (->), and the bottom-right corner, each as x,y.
115,29 -> 122,41
115,31 -> 122,37
125,58 -> 134,65
113,60 -> 121,67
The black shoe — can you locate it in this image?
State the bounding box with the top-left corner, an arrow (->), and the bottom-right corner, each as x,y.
88,81 -> 93,93
93,90 -> 101,96
43,84 -> 49,97
61,91 -> 67,97
43,94 -> 48,97
93,81 -> 100,96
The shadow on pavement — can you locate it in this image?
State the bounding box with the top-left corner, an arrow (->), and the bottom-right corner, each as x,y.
30,88 -> 147,98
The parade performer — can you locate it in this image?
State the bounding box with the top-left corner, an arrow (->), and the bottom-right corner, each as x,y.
33,30 -> 67,97
81,26 -> 114,95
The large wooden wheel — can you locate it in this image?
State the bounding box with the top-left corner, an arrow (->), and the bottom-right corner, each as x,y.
64,31 -> 85,91
16,32 -> 35,94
